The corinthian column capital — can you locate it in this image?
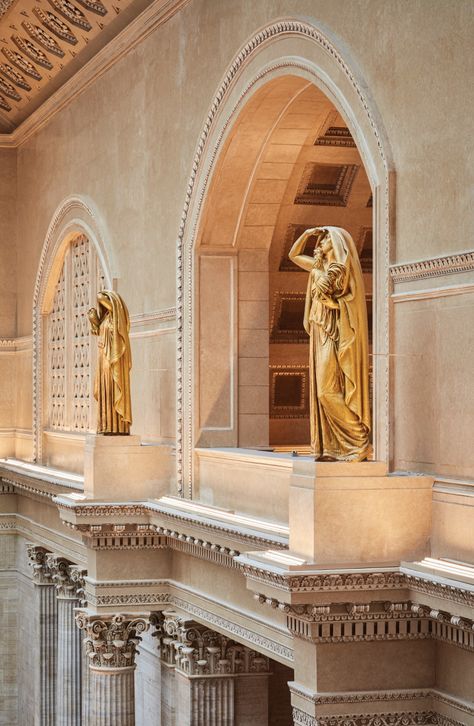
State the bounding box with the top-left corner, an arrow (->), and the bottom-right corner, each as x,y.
26,543 -> 53,585
75,612 -> 149,670
45,554 -> 86,600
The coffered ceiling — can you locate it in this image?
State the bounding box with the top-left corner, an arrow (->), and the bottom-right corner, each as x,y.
0,0 -> 151,132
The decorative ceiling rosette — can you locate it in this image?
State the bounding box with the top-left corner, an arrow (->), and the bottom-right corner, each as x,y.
47,0 -> 92,31
12,35 -> 54,70
33,7 -> 78,45
2,47 -> 42,80
0,61 -> 31,90
22,21 -> 66,57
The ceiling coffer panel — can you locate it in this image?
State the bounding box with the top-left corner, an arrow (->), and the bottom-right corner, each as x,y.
0,0 -> 147,132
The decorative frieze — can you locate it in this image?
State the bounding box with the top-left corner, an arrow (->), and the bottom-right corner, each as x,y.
390,250 -> 474,283
75,613 -> 148,670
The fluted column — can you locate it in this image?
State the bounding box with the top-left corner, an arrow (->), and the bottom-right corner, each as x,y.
47,556 -> 85,726
76,612 -> 149,726
27,544 -> 58,726
154,611 -> 270,726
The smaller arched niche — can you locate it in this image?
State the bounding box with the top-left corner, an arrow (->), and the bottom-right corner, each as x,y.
33,197 -> 113,468
194,77 -> 373,454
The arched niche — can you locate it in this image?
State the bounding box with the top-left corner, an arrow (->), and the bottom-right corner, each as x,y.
33,196 -> 114,465
177,19 -> 394,496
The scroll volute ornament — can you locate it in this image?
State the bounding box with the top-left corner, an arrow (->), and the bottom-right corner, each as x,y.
288,226 -> 371,461
76,613 -> 148,669
87,290 -> 132,435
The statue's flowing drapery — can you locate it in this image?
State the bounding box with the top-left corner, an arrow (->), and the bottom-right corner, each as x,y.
88,291 -> 132,434
289,226 -> 371,460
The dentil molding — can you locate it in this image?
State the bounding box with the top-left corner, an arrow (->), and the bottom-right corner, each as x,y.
390,250 -> 474,283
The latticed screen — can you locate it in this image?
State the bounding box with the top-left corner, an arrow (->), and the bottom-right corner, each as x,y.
46,235 -> 104,432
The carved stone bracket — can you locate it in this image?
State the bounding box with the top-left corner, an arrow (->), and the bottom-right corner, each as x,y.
152,610 -> 270,677
75,612 -> 149,670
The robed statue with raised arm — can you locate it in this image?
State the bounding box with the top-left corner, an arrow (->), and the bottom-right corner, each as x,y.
88,290 -> 132,435
289,226 -> 370,461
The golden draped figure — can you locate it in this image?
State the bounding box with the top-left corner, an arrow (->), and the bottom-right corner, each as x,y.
87,291 -> 132,435
289,226 -> 371,461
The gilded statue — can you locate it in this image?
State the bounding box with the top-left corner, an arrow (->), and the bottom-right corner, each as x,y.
288,226 -> 371,461
88,290 -> 132,435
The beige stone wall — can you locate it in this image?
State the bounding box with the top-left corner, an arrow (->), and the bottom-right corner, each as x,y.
6,0 -> 474,475
0,148 -> 16,338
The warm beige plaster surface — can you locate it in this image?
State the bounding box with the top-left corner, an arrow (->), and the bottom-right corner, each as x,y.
0,148 -> 16,338
4,0 -> 474,477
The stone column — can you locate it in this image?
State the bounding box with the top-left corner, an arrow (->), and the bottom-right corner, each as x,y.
47,556 -> 86,726
26,544 -> 58,726
76,612 -> 149,726
154,611 -> 270,726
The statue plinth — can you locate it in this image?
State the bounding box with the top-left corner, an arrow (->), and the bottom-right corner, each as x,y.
84,434 -> 172,501
289,460 -> 433,565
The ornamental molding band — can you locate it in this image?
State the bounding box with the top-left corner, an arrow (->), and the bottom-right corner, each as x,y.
294,711 -> 462,726
254,594 -> 474,652
176,17 -> 392,495
390,250 -> 474,283
153,612 -> 271,678
75,612 -> 149,669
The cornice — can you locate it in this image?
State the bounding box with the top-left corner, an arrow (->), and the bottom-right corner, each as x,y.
390,250 -> 474,283
0,0 -> 190,148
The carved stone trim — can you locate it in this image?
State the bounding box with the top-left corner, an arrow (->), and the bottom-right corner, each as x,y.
390,250 -> 474,283
310,713 -> 439,726
177,18 -> 392,495
289,683 -> 431,705
292,707 -> 317,726
75,612 -> 149,669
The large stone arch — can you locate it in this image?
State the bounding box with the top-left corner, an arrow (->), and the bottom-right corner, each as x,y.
32,195 -> 114,462
177,19 -> 395,495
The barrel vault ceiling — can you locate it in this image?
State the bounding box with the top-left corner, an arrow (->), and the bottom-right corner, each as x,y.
0,0 -> 151,132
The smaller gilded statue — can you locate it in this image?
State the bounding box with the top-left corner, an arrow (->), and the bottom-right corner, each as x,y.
289,226 -> 371,461
88,291 -> 132,435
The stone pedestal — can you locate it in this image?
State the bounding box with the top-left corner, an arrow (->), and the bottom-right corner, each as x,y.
26,545 -> 58,726
84,434 -> 172,500
76,612 -> 149,726
289,460 -> 432,564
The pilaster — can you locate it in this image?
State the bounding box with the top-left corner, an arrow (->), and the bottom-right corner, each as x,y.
26,544 -> 57,726
75,611 -> 149,726
47,555 -> 86,726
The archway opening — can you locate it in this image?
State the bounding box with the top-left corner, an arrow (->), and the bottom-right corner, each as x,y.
195,75 -> 373,455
